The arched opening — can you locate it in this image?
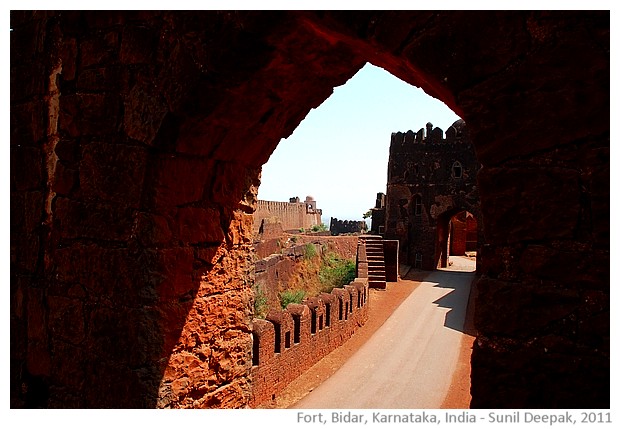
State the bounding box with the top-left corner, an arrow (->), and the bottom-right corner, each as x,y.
257,63 -> 459,227
452,161 -> 463,179
250,64 -> 464,401
436,210 -> 478,272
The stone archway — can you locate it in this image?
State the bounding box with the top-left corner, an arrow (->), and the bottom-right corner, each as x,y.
436,208 -> 479,271
10,11 -> 609,408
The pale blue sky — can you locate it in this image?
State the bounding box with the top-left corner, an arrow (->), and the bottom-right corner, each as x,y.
257,63 -> 461,224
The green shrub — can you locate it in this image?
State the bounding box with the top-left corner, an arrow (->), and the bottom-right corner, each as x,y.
319,253 -> 356,293
253,288 -> 269,319
303,243 -> 317,259
311,223 -> 328,232
279,289 -> 306,309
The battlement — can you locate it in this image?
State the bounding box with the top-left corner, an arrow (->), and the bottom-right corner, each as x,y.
254,195 -> 322,234
250,238 -> 371,407
329,217 -> 367,235
390,119 -> 470,154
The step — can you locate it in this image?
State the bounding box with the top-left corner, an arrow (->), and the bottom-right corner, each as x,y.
368,280 -> 386,289
369,272 -> 386,277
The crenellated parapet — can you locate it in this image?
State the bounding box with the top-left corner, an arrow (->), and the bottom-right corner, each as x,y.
329,217 -> 367,235
249,237 -> 371,407
387,119 -> 479,186
389,119 -> 469,155
253,195 -> 323,234
250,277 -> 369,407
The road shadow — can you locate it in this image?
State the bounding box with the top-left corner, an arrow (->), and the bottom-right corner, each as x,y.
432,271 -> 478,336
403,268 -> 477,336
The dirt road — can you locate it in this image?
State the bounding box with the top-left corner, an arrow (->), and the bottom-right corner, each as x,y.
293,262 -> 475,409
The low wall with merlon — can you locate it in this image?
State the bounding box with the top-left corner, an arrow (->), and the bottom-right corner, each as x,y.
249,279 -> 369,407
249,237 -> 370,407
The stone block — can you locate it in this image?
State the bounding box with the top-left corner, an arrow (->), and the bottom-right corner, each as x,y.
27,340 -> 51,377
27,287 -> 47,342
54,197 -> 135,241
53,244 -> 153,304
478,167 -> 580,244
228,211 -> 254,245
50,339 -> 84,390
79,142 -> 147,207
177,207 -> 224,244
152,247 -> 196,299
79,31 -> 120,68
11,61 -> 48,104
54,138 -> 80,163
474,277 -> 580,337
52,162 -> 77,196
11,146 -> 43,191
12,234 -> 40,273
211,161 -> 260,209
124,81 -> 169,145
11,100 -> 47,146
10,18 -> 46,64
59,93 -> 121,138
60,37 -> 77,81
11,190 -> 44,234
149,155 -> 215,208
87,305 -> 133,362
134,211 -> 174,247
120,25 -> 157,64
48,295 -> 85,345
76,66 -> 129,92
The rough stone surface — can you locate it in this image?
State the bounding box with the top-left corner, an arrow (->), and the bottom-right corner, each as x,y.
10,10 -> 609,409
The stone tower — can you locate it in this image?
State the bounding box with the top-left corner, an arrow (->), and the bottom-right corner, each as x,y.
379,119 -> 482,270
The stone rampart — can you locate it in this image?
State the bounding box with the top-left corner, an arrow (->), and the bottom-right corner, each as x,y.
254,200 -> 322,234
249,238 -> 370,407
329,217 -> 367,235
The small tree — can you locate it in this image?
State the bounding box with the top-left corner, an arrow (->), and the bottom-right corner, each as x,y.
311,223 -> 328,232
279,289 -> 306,308
303,243 -> 317,259
319,252 -> 357,293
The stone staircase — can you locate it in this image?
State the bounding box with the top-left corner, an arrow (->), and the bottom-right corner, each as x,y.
360,235 -> 387,289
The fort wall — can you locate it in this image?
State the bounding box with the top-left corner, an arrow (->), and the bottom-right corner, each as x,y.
254,198 -> 322,234
329,217 -> 367,235
250,240 -> 370,407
